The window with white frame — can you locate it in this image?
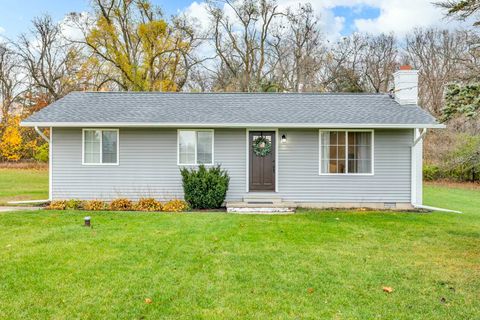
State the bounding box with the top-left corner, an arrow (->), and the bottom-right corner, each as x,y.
320,130 -> 373,174
83,129 -> 119,165
178,130 -> 213,165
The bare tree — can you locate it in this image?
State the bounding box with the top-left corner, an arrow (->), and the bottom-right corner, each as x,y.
207,0 -> 282,92
0,44 -> 24,135
362,33 -> 398,93
269,3 -> 324,92
404,28 -> 468,116
15,15 -> 83,102
323,34 -> 367,92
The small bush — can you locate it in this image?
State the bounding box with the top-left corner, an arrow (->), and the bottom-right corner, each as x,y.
180,165 -> 229,209
162,199 -> 189,212
47,200 -> 67,210
135,198 -> 162,212
84,200 -> 105,211
65,199 -> 83,210
34,143 -> 49,163
423,165 -> 442,181
110,198 -> 133,211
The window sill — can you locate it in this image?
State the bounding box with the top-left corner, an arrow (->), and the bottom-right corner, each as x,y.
318,173 -> 374,176
82,163 -> 120,166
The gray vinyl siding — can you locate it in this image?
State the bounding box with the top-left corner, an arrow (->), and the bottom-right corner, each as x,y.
51,128 -> 246,201
52,127 -> 411,203
276,129 -> 412,203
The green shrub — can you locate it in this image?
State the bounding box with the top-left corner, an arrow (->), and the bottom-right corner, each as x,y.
423,165 -> 442,181
135,198 -> 162,211
447,134 -> 480,182
47,200 -> 67,210
84,200 -> 105,211
162,199 -> 189,212
110,198 -> 133,211
180,165 -> 229,209
65,199 -> 83,210
33,143 -> 49,163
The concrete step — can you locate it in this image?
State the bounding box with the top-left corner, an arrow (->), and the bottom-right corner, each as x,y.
228,201 -> 296,208
243,194 -> 282,204
226,201 -> 297,214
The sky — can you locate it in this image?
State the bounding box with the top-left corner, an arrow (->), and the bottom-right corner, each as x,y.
0,0 -> 465,40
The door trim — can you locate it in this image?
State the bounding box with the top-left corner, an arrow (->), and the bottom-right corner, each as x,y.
246,128 -> 278,193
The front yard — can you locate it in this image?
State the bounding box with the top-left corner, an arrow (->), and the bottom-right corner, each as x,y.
0,169 -> 479,319
0,168 -> 48,204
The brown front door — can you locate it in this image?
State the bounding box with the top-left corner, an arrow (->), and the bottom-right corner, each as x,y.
249,131 -> 275,191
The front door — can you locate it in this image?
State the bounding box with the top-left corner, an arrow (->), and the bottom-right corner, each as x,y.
249,131 -> 275,191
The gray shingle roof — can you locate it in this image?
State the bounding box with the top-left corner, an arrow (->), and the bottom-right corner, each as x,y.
22,92 -> 443,128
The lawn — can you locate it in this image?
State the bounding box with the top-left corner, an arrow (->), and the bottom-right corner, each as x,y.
0,168 -> 48,204
0,171 -> 479,319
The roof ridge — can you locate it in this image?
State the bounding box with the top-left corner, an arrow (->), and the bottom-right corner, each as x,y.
70,91 -> 389,96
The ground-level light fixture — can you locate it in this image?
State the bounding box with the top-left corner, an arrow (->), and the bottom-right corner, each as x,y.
84,216 -> 91,227
281,134 -> 287,143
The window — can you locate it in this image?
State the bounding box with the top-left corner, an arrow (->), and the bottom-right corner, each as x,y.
178,130 -> 213,165
83,129 -> 119,165
320,130 -> 373,174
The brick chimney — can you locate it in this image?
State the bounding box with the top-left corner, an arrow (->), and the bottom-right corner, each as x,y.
393,65 -> 418,105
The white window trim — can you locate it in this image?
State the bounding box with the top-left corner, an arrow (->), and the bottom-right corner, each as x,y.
318,129 -> 374,176
177,129 -> 215,166
82,128 -> 120,166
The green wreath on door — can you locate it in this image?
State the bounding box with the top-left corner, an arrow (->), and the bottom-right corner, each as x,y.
252,136 -> 272,157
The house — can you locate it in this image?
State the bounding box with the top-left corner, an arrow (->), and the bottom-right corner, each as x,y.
22,67 -> 444,211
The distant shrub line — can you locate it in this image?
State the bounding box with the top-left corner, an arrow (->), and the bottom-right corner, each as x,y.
424,133 -> 480,183
47,198 -> 189,212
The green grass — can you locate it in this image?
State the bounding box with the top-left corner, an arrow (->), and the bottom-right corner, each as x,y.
0,168 -> 48,204
0,170 -> 479,319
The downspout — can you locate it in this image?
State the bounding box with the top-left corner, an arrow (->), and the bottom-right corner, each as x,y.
35,126 -> 50,143
413,128 -> 427,147
411,128 -> 427,207
35,126 -> 52,201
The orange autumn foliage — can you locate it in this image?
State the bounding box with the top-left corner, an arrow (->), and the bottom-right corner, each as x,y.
0,117 -> 23,161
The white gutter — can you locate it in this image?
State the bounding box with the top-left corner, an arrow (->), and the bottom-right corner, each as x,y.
34,126 -> 50,143
22,122 -> 446,129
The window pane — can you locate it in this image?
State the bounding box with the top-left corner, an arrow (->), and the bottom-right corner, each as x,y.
197,131 -> 213,164
102,131 -> 118,163
347,132 -> 372,173
338,160 -> 346,173
84,130 -> 101,164
329,131 -> 338,145
321,131 -> 330,146
85,153 -> 100,163
329,158 -> 338,173
85,141 -> 100,153
338,145 -> 346,159
179,131 -> 196,164
329,145 -> 338,159
85,130 -> 101,143
321,159 -> 329,173
337,131 -> 346,145
321,131 -> 347,174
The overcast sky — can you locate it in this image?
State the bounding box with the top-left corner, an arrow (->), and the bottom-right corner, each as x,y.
0,0 -> 465,40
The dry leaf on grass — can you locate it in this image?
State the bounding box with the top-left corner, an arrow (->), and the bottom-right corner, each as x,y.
307,288 -> 314,294
145,298 -> 152,304
383,287 -> 394,293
